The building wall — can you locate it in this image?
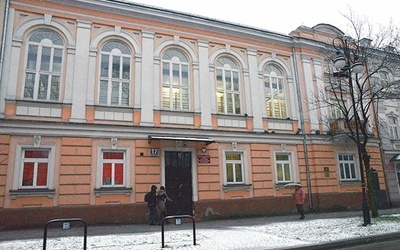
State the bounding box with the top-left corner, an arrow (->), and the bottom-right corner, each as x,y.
0,0 -> 389,230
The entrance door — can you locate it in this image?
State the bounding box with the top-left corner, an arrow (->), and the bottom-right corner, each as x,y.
164,151 -> 192,215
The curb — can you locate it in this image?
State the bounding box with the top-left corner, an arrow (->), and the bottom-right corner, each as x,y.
283,231 -> 400,249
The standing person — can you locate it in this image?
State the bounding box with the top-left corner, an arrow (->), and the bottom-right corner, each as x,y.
157,186 -> 172,224
144,185 -> 158,225
294,183 -> 305,219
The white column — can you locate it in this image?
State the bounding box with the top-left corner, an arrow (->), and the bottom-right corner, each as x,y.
303,58 -> 319,131
70,20 -> 92,123
64,47 -> 76,104
0,8 -> 15,117
247,49 -> 264,132
140,31 -> 155,126
134,54 -> 142,108
314,60 -> 328,131
86,48 -> 97,105
198,40 -> 212,129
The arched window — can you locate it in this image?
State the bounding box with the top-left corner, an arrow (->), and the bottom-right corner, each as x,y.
161,48 -> 190,111
216,56 -> 241,114
264,64 -> 287,118
23,29 -> 64,101
99,40 -> 131,106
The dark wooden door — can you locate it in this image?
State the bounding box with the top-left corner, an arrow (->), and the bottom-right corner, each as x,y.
165,151 -> 192,215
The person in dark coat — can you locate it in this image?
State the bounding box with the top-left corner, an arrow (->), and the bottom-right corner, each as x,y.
157,186 -> 172,224
145,185 -> 158,225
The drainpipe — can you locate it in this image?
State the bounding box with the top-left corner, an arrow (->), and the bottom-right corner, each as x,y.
0,0 -> 10,87
292,45 -> 313,209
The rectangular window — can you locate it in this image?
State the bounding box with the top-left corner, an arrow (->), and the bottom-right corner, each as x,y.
101,151 -> 125,186
389,117 -> 399,139
21,149 -> 50,188
225,152 -> 244,184
275,153 -> 292,183
338,153 -> 358,180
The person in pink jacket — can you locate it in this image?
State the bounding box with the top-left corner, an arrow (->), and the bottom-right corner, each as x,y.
294,184 -> 305,219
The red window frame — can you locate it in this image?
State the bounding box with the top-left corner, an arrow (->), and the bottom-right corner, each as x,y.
102,151 -> 125,186
21,149 -> 50,188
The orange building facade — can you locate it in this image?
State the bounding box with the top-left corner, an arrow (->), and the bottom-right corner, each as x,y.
0,0 -> 388,230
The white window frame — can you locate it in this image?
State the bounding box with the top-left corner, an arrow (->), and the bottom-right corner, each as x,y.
97,147 -> 130,188
13,145 -> 55,190
216,57 -> 241,115
264,64 -> 287,118
338,153 -> 359,181
223,151 -> 246,185
274,152 -> 294,183
161,48 -> 190,111
22,29 -> 64,102
388,116 -> 399,139
98,40 -> 132,107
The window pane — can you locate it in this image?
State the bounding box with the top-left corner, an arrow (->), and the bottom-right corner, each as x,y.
103,152 -> 124,159
99,80 -> 108,105
22,163 -> 34,186
235,164 -> 243,182
276,154 -> 289,161
38,74 -> 49,100
162,62 -> 170,84
226,163 -> 233,182
172,88 -> 180,110
53,48 -> 62,72
226,153 -> 241,161
37,163 -> 48,186
182,65 -> 189,86
102,163 -> 112,185
227,93 -> 233,114
50,76 -> 60,101
216,69 -> 223,90
24,73 -> 35,99
234,94 -> 240,114
122,57 -> 130,80
172,64 -> 179,85
40,47 -> 51,71
27,45 -> 38,70
350,163 -> 356,179
112,56 -> 120,79
284,163 -> 291,181
111,82 -> 119,105
101,54 -> 109,78
182,88 -> 189,111
121,82 -> 129,106
277,164 -> 283,181
225,71 -> 232,90
162,87 -> 170,109
25,150 -> 49,158
233,72 -> 239,91
217,92 -> 224,113
115,163 -> 124,185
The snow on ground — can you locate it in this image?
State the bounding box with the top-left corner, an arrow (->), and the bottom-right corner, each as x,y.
1,214 -> 400,250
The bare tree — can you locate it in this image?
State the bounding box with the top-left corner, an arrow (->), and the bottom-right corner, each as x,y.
318,9 -> 400,223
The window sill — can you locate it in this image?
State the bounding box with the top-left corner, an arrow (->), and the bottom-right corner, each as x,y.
94,187 -> 132,197
9,188 -> 55,199
222,184 -> 251,192
339,180 -> 361,186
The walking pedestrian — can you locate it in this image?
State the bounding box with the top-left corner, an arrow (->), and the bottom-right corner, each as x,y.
294,183 -> 305,219
157,186 -> 172,224
144,185 -> 158,225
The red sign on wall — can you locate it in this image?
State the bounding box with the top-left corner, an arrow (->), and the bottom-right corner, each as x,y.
197,155 -> 210,163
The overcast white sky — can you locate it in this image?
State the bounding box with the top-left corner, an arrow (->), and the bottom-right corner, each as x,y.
125,0 -> 398,35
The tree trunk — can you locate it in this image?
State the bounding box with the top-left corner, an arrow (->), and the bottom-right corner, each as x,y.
362,148 -> 379,218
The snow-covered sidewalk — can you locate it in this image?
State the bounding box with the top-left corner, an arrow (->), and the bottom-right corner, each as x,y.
1,210 -> 400,249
